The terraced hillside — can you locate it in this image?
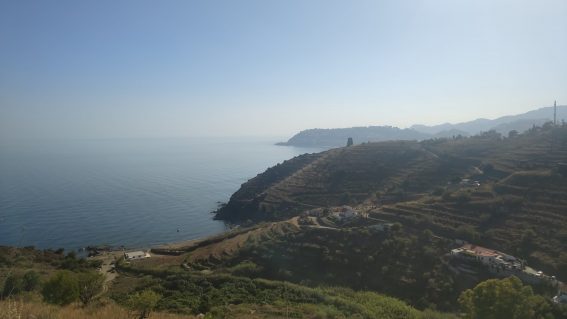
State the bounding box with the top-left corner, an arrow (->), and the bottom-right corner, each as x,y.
215,152 -> 323,221
216,140 -> 475,221
373,167 -> 567,277
218,126 -> 566,220
216,126 -> 567,278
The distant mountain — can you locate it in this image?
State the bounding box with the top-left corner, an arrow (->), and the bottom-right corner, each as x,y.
411,105 -> 567,135
276,126 -> 430,147
279,106 -> 566,147
490,118 -> 549,135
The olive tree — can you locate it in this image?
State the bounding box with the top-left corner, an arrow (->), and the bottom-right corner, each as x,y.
77,271 -> 105,305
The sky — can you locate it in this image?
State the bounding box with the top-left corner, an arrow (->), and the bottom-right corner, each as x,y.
1,0 -> 566,139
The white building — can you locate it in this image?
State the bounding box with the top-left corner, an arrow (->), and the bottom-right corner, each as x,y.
450,244 -> 501,266
124,251 -> 150,260
450,244 -> 557,285
331,206 -> 358,221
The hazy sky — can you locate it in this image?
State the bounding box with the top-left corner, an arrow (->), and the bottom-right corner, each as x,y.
1,0 -> 566,139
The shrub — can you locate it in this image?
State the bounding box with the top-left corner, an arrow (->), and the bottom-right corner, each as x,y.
77,271 -> 105,305
41,271 -> 79,305
127,289 -> 161,319
22,271 -> 40,292
458,276 -> 552,319
2,274 -> 23,297
230,261 -> 262,277
456,225 -> 479,242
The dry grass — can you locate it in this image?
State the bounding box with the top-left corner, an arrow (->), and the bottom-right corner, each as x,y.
0,299 -> 195,319
188,220 -> 299,262
187,228 -> 262,262
130,254 -> 185,271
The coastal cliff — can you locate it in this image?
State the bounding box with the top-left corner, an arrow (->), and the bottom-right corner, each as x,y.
215,127 -> 567,276
214,152 -> 323,221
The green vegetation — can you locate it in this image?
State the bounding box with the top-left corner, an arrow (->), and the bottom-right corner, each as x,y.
2,274 -> 23,297
222,226 -> 457,310
215,152 -> 322,221
128,289 -> 161,319
1,245 -> 458,318
217,126 -> 567,281
77,271 -> 105,305
21,271 -> 40,292
458,277 -> 557,319
1,246 -> 104,308
3,125 -> 567,318
1,270 -> 39,297
0,246 -> 101,272
110,269 -> 455,319
41,271 -> 80,305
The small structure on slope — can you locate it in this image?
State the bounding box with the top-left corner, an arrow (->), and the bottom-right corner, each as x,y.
451,244 -> 516,267
124,250 -> 151,261
450,244 -> 557,285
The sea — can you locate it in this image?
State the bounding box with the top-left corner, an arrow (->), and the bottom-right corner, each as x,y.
0,137 -> 325,251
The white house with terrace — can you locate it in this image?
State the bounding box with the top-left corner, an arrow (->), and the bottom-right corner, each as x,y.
450,244 -> 557,285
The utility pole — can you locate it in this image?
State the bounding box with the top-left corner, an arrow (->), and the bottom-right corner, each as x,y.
551,100 -> 557,154
554,100 -> 557,126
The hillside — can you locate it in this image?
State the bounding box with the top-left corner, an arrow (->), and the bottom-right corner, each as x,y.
412,105 -> 567,135
4,123 -> 567,318
216,125 -> 567,279
1,245 -> 457,319
276,126 -> 429,147
123,213 -> 561,316
278,106 -> 567,147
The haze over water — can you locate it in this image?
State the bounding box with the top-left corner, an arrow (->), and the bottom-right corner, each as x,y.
0,137 -> 324,251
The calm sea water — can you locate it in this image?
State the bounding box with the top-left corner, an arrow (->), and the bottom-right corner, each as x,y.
0,137 -> 324,251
